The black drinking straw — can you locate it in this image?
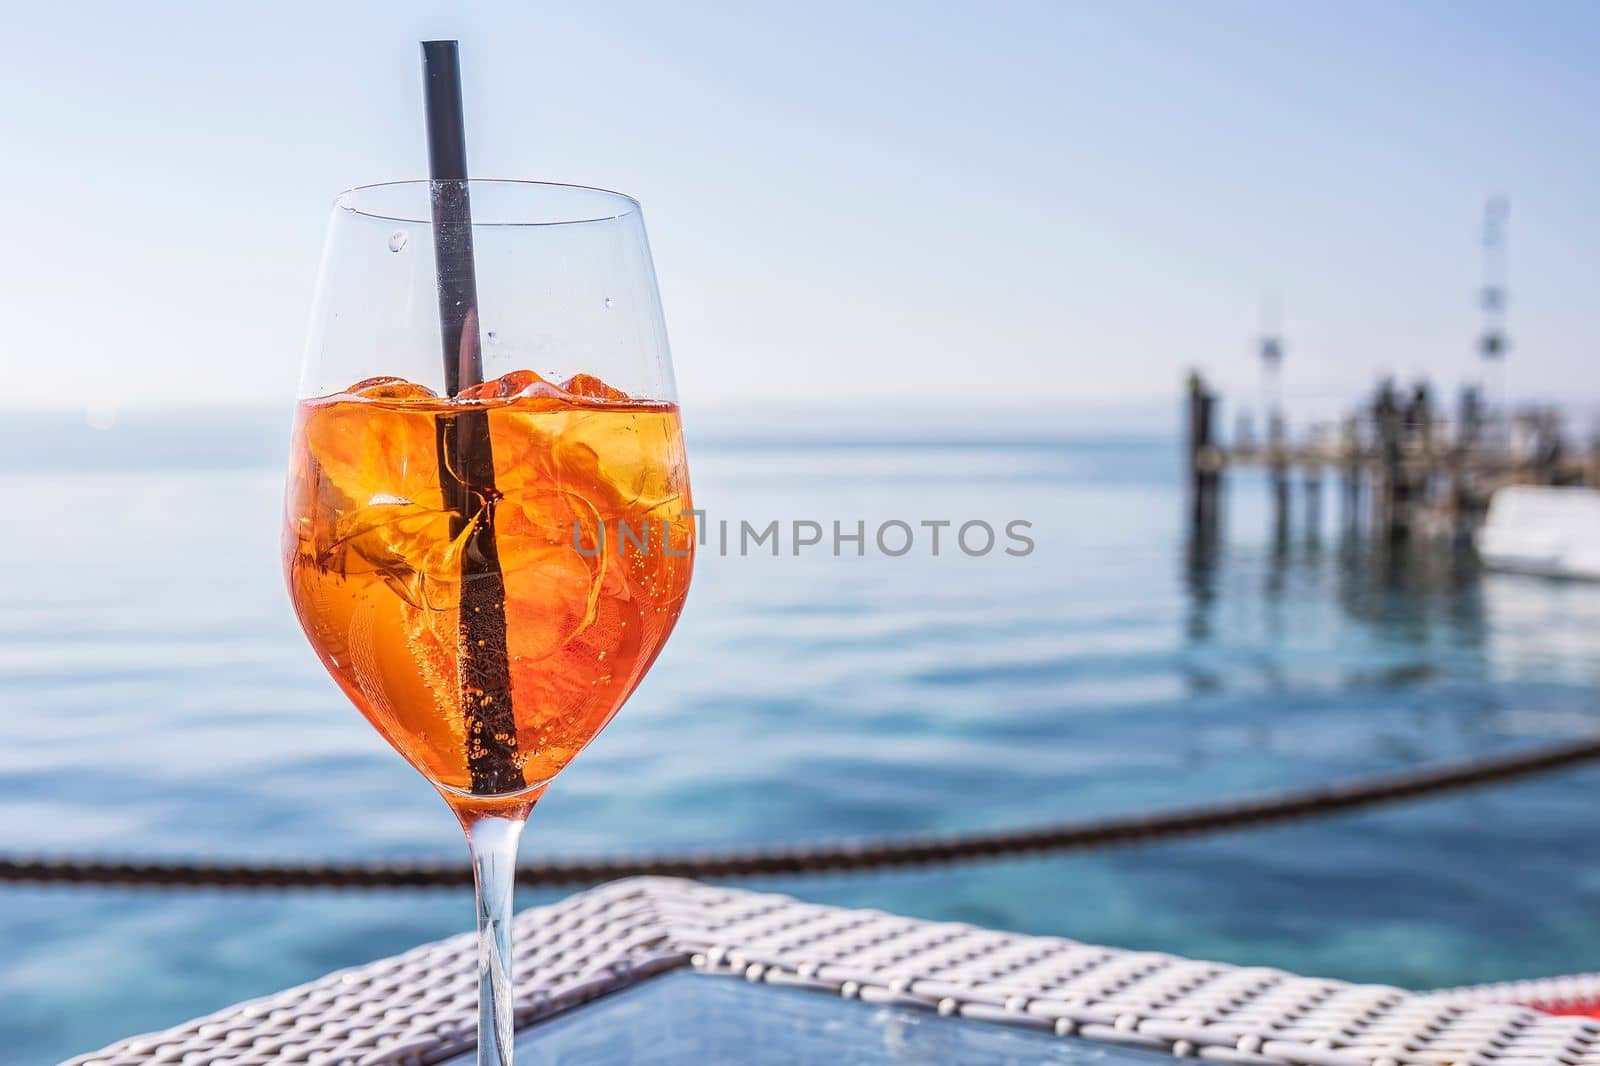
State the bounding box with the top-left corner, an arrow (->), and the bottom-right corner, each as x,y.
421,40 -> 524,796
421,40 -> 483,396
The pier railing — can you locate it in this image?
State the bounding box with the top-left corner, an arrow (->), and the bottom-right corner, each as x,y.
1187,372 -> 1600,542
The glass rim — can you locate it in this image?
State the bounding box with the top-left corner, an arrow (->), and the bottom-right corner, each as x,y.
334,178 -> 642,228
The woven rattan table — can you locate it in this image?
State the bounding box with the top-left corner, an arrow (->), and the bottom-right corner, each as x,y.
63,877 -> 1600,1066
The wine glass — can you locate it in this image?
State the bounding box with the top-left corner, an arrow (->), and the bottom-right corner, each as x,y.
283,180 -> 694,1064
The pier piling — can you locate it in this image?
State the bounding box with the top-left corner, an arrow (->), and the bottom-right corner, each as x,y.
1187,372 -> 1223,535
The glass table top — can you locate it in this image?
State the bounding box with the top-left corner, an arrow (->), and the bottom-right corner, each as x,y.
445,970 -> 1167,1065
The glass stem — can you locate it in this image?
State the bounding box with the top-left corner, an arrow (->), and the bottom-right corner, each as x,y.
463,812 -> 528,1066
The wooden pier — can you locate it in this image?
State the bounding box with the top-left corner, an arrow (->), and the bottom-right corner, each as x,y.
1187,372 -> 1600,542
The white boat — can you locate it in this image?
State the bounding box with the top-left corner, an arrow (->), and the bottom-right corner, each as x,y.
1477,485 -> 1600,580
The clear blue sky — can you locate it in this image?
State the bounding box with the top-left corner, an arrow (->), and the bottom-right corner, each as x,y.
1,1 -> 1595,425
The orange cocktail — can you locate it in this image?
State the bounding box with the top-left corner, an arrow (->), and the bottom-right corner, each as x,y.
284,370 -> 693,802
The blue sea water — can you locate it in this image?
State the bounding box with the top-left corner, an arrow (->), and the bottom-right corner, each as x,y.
4,408 -> 1600,1064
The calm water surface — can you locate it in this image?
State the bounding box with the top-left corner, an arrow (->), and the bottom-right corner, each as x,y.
4,409 -> 1600,1063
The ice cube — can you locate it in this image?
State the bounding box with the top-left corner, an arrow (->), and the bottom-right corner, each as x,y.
560,373 -> 631,402
346,376 -> 439,401
314,498 -> 456,609
299,394 -> 448,523
457,369 -> 559,402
